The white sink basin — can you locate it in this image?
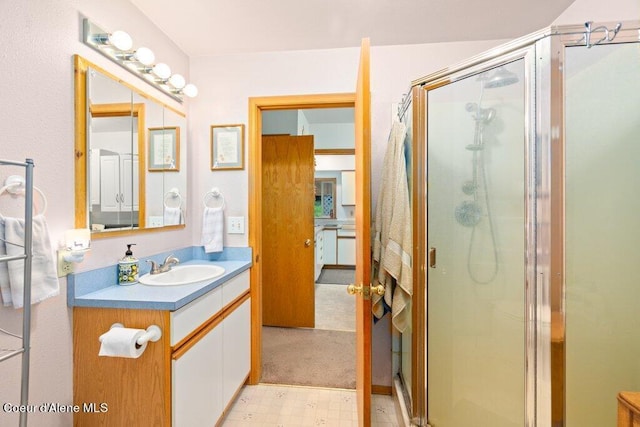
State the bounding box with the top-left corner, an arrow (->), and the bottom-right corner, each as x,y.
139,265 -> 225,286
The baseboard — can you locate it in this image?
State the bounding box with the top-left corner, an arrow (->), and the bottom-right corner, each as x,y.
372,384 -> 392,395
322,265 -> 355,270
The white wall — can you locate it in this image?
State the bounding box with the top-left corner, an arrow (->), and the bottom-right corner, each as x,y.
188,40 -> 506,248
0,1 -> 190,425
0,0 -> 635,423
308,122 -> 355,149
553,0 -> 639,24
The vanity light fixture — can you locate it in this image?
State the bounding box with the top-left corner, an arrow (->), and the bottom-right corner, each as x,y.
168,74 -> 186,89
152,63 -> 172,80
116,46 -> 156,66
82,19 -> 197,103
92,29 -> 133,51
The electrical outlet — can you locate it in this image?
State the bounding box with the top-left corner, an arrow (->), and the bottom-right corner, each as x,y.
227,216 -> 245,234
57,250 -> 74,277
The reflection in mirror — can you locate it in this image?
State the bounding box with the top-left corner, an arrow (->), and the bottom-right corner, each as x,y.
314,178 -> 336,218
160,108 -> 187,226
74,55 -> 187,237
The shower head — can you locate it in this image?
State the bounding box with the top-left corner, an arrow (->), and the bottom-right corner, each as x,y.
484,66 -> 519,88
465,102 -> 495,123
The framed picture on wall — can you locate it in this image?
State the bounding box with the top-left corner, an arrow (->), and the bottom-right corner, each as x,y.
210,124 -> 244,170
148,126 -> 180,171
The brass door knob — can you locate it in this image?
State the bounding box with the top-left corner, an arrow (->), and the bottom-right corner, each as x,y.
371,284 -> 385,296
347,284 -> 363,295
304,239 -> 312,247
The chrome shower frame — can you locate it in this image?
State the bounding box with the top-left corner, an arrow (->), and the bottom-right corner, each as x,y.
411,20 -> 640,427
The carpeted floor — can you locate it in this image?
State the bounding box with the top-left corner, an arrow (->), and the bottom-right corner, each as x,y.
315,284 -> 355,331
261,326 -> 356,389
315,268 -> 355,285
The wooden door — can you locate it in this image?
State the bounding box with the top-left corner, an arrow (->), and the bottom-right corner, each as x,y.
354,38 -> 372,426
261,134 -> 315,328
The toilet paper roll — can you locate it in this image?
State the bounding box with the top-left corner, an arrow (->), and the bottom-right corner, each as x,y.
98,327 -> 148,359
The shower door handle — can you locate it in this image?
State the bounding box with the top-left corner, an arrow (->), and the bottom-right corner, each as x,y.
429,247 -> 436,268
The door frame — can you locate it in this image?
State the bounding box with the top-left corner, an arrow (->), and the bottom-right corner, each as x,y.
247,93 -> 356,384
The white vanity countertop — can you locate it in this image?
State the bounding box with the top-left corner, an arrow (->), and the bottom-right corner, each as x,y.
68,247 -> 252,311
314,220 -> 355,230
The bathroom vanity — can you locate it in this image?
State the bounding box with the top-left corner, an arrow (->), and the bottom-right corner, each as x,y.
69,249 -> 251,426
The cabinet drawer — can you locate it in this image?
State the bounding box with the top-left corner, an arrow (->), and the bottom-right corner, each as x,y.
222,270 -> 250,307
171,285 -> 222,346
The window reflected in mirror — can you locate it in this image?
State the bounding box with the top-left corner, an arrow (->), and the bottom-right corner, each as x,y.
314,178 -> 336,218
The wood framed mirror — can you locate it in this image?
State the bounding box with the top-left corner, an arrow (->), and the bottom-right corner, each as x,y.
74,55 -> 187,237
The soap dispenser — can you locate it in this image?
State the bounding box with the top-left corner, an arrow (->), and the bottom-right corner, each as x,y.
118,244 -> 139,285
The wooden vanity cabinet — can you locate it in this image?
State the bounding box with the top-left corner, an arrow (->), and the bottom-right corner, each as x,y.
73,271 -> 250,427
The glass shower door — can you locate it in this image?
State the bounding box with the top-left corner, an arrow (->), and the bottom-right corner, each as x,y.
426,59 -> 526,426
564,42 -> 640,426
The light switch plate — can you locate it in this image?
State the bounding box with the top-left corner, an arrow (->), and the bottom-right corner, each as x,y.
228,216 -> 245,234
148,216 -> 163,227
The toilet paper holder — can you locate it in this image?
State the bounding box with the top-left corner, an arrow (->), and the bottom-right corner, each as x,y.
102,323 -> 162,347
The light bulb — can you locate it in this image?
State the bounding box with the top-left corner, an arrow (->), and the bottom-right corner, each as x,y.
134,47 -> 155,66
108,30 -> 132,51
152,63 -> 171,80
168,74 -> 186,89
182,84 -> 198,98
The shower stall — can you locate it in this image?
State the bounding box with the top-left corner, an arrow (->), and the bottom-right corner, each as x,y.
407,20 -> 640,426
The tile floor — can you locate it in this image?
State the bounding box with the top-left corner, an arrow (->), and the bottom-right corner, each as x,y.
223,384 -> 399,426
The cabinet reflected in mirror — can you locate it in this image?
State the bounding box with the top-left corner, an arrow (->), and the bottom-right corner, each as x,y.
74,55 -> 187,236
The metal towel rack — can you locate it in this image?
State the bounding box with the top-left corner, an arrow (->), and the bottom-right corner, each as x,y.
0,158 -> 34,427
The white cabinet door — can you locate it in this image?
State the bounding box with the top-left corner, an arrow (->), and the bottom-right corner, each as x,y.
222,299 -> 251,405
315,230 -> 324,265
323,229 -> 337,265
315,230 -> 324,281
173,323 -> 224,427
99,155 -> 120,212
341,171 -> 356,205
99,154 -> 139,212
120,154 -> 139,211
337,237 -> 356,265
89,149 -> 101,206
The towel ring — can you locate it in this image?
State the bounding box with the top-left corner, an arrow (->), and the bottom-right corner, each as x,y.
163,188 -> 182,209
203,187 -> 225,209
0,175 -> 47,215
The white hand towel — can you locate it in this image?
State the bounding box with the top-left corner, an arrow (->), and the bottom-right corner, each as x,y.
164,206 -> 182,226
0,220 -> 11,306
4,214 -> 59,308
201,206 -> 224,253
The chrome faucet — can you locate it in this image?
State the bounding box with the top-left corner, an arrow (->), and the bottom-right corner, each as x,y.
146,255 -> 180,275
